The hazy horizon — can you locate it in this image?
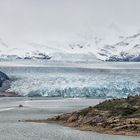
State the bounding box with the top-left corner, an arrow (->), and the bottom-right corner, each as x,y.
0,0 -> 140,45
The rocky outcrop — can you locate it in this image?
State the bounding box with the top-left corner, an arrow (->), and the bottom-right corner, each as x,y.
0,71 -> 21,97
0,92 -> 21,97
0,71 -> 11,92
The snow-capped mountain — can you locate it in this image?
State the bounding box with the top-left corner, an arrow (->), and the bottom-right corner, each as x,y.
28,41 -> 98,62
97,32 -> 140,61
0,23 -> 122,62
0,39 -> 51,60
0,38 -> 99,62
1,30 -> 140,62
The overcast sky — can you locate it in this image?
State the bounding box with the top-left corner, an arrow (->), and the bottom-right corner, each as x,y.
0,0 -> 140,44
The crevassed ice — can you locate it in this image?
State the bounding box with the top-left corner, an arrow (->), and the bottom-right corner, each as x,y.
9,69 -> 140,98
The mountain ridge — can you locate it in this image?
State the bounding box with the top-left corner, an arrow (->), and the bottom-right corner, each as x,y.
0,31 -> 140,62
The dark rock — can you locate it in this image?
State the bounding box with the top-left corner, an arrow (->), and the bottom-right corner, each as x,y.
19,104 -> 23,108
0,71 -> 11,92
0,71 -> 9,86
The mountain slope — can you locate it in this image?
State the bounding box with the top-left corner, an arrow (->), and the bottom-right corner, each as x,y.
0,39 -> 99,62
97,32 -> 140,61
0,31 -> 140,62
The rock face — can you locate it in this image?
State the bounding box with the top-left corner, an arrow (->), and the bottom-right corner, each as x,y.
0,71 -> 11,92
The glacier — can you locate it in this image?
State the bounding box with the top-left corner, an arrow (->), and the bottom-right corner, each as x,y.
1,63 -> 140,98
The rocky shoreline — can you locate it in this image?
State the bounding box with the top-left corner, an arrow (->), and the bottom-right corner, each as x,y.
0,92 -> 22,97
26,96 -> 140,136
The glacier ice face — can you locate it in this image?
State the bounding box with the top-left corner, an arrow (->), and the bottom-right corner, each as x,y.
3,65 -> 140,98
